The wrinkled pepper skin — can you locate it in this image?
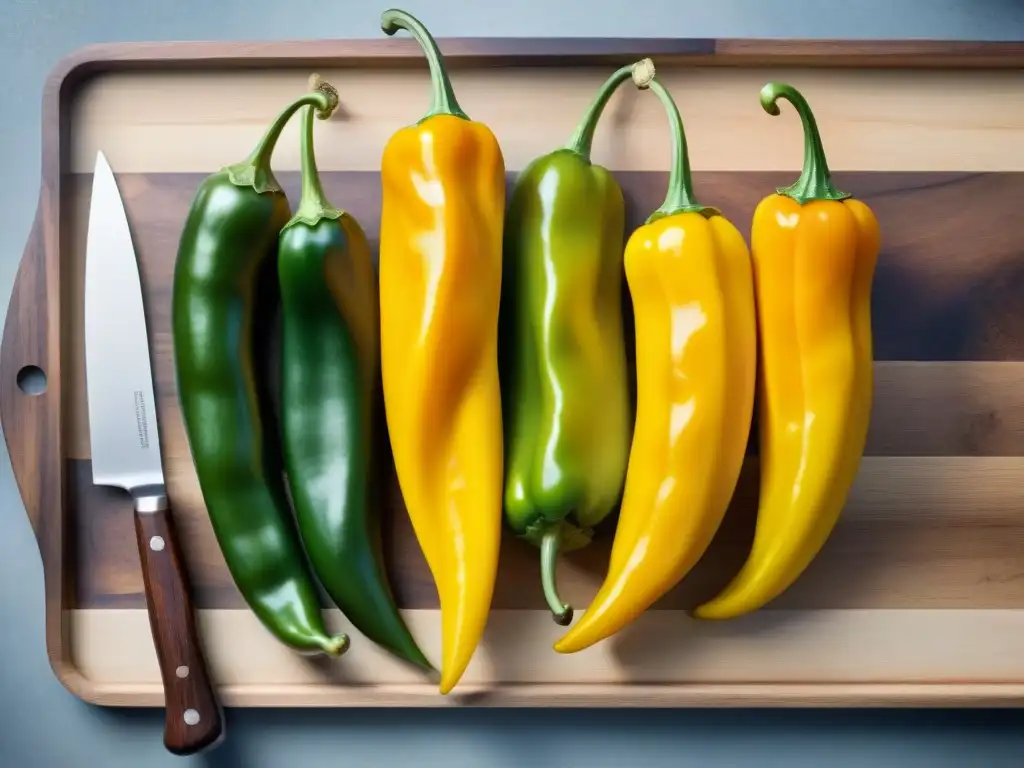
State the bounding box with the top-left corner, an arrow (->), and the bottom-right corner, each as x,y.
500,62 -> 644,625
278,92 -> 431,670
555,70 -> 757,654
693,82 -> 880,621
378,9 -> 505,694
172,82 -> 348,656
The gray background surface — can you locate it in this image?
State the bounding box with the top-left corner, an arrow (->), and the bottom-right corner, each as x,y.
4,1 -> 1024,766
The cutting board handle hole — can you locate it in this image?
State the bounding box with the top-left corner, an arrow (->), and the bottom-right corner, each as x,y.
16,365 -> 46,396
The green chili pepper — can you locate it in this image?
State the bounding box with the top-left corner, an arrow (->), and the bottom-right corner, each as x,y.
277,78 -> 432,670
499,62 -> 640,625
172,79 -> 348,656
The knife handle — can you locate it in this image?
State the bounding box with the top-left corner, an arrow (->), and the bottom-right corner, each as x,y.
134,496 -> 224,755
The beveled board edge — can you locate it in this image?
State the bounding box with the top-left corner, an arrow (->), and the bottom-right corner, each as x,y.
5,36 -> 1024,709
74,681 -> 1024,709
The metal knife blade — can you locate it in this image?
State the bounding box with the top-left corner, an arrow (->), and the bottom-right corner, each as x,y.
84,151 -> 164,495
84,151 -> 224,755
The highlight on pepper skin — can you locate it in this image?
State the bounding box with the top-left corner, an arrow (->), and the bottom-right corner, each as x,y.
377,7 -> 506,695
499,59 -> 645,630
692,80 -> 879,622
277,77 -> 433,672
554,67 -> 757,655
160,7 -> 887,696
172,80 -> 350,658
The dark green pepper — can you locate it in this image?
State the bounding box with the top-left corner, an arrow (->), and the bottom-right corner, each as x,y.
172,79 -> 348,656
499,62 -> 641,624
277,78 -> 431,670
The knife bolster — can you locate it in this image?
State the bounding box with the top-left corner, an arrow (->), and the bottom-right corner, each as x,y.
132,483 -> 168,513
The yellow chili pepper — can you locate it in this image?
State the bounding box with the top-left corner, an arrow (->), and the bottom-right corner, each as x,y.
554,67 -> 757,654
378,9 -> 505,693
693,82 -> 880,621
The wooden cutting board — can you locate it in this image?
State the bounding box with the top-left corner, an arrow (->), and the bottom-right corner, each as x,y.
5,36 -> 1024,707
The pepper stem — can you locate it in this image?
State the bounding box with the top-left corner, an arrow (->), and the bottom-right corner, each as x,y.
565,58 -> 654,160
225,76 -> 340,195
284,75 -> 344,230
541,524 -> 573,626
381,9 -> 468,122
640,73 -> 719,223
761,82 -> 850,204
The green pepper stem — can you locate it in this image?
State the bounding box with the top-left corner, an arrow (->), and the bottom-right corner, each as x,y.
285,77 -> 345,230
565,59 -> 654,160
541,524 -> 573,626
225,77 -> 340,195
381,8 -> 468,122
642,76 -> 719,223
761,81 -> 850,204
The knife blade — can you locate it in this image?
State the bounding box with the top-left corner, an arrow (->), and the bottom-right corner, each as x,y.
84,151 -> 223,755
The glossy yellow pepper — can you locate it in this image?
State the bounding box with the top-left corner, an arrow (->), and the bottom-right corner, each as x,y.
555,68 -> 757,654
693,82 -> 880,621
378,9 -> 505,693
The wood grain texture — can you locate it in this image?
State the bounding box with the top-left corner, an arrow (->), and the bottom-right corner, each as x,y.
7,38 -> 1024,708
67,68 -> 1024,174
67,609 -> 1024,707
72,456 -> 1024,611
59,170 -> 1024,379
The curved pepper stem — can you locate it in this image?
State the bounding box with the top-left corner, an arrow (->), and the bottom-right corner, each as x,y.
285,75 -> 344,230
541,524 -> 573,626
381,8 -> 469,122
225,78 -> 339,195
761,82 -> 850,204
639,72 -> 720,223
565,58 -> 655,160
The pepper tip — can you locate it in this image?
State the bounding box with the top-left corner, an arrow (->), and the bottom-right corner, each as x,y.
552,632 -> 586,655
438,672 -> 459,696
322,633 -> 350,657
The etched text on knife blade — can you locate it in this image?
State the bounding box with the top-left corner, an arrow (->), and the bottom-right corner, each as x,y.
134,389 -> 150,450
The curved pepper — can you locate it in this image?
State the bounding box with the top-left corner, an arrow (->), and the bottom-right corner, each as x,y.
378,9 -> 505,694
693,82 -> 880,621
554,66 -> 757,654
172,80 -> 348,656
500,62 -> 644,625
277,79 -> 432,670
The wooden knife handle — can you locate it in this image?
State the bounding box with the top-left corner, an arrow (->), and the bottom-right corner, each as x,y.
134,499 -> 224,755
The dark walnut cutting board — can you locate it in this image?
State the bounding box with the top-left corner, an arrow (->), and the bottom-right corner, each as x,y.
5,37 -> 1024,707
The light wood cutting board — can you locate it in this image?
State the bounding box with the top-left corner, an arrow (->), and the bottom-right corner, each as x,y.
5,36 -> 1024,707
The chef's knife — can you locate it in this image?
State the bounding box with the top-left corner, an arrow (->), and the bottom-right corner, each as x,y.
85,151 -> 223,755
